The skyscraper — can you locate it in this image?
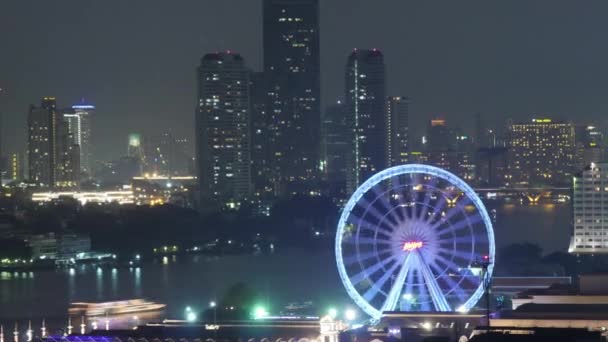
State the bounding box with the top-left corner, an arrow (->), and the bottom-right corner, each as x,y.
345,49 -> 386,193
386,96 -> 409,167
508,118 -> 575,185
64,103 -> 94,176
263,0 -> 321,195
27,97 -> 56,186
249,71 -> 274,199
570,162 -> 608,254
322,101 -> 349,200
196,52 -> 251,207
27,97 -> 79,187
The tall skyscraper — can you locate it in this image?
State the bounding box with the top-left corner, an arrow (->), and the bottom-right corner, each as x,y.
575,124 -> 604,170
263,0 -> 321,195
249,71 -> 274,199
196,52 -> 251,207
27,97 -> 56,186
10,152 -> 23,181
345,49 -> 386,193
322,101 -> 349,199
570,162 -> 608,254
27,97 -> 79,187
143,133 -> 172,176
386,96 -> 409,167
64,103 -> 94,176
508,118 -> 575,185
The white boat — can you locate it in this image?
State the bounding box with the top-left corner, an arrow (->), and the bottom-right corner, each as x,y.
69,299 -> 166,317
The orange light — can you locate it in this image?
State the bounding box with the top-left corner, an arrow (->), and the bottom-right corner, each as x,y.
403,241 -> 423,252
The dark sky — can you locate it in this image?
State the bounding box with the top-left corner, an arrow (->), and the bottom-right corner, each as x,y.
2,0 -> 608,160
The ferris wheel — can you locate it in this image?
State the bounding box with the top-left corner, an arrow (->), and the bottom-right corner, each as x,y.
335,164 -> 495,320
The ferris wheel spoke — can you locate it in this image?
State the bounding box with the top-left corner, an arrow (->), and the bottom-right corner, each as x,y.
437,232 -> 483,245
358,196 -> 398,227
416,253 -> 451,311
344,249 -> 392,266
362,256 -> 404,302
434,212 -> 482,234
345,237 -> 391,246
350,255 -> 399,285
430,198 -> 473,230
437,247 -> 476,262
429,262 -> 468,302
417,178 -> 440,220
425,194 -> 447,225
401,267 -> 416,311
379,253 -> 414,313
359,221 -> 393,235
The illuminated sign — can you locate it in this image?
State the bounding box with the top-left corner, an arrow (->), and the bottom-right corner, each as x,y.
402,241 -> 423,252
532,118 -> 552,123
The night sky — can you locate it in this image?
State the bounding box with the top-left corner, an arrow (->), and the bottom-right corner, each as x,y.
2,0 -> 608,160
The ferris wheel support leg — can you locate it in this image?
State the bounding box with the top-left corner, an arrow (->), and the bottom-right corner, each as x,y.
379,253 -> 413,314
417,253 -> 452,312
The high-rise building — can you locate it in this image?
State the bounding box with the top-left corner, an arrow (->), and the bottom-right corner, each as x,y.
322,101 -> 349,200
27,97 -> 58,186
425,118 -> 476,181
345,49 -> 387,193
27,97 -> 79,187
570,162 -> 608,254
142,133 -> 192,177
249,71 -> 274,199
386,96 -> 409,167
196,52 -> 251,206
263,0 -> 321,195
10,152 -> 23,181
172,137 -> 194,176
143,133 -> 172,176
508,118 -> 576,185
64,103 -> 94,176
575,125 -> 604,170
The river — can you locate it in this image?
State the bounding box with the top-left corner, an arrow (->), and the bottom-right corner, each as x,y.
0,202 -> 572,330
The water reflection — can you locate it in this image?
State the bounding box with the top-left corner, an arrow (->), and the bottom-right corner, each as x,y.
96,267 -> 103,300
111,268 -> 118,297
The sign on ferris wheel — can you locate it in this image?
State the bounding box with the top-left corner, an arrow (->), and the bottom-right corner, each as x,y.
335,164 -> 495,320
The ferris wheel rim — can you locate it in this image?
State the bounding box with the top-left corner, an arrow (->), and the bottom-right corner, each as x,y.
335,164 -> 496,320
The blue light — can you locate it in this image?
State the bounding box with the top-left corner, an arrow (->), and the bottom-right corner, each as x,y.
335,164 -> 496,320
72,105 -> 95,109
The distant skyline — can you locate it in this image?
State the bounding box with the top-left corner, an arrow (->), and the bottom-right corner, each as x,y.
2,0 -> 608,160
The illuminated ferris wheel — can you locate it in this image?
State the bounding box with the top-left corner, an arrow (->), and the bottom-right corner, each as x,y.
335,164 -> 495,320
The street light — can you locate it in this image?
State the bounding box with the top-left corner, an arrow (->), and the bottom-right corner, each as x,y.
345,308 -> 357,321
186,312 -> 197,322
328,308 -> 338,319
252,306 -> 268,319
209,301 -> 217,325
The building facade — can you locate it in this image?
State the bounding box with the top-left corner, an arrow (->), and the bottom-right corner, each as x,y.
508,118 -> 575,185
196,52 -> 251,207
386,96 -> 409,167
322,101 -> 349,200
63,103 -> 94,177
27,98 -> 56,186
263,0 -> 321,195
570,162 -> 608,254
345,49 -> 386,194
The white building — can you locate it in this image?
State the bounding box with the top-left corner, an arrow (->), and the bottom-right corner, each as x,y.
570,162 -> 608,254
64,104 -> 94,176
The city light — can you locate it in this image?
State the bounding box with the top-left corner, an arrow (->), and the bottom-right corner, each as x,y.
402,240 -> 423,252
344,308 -> 357,321
327,308 -> 338,319
252,306 -> 269,319
186,312 -> 197,322
209,301 -> 216,308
